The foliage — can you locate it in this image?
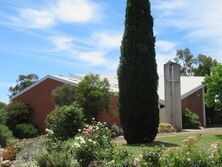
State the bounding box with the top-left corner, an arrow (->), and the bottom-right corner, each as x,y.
76,74 -> 111,121
118,0 -> 159,144
82,120 -> 113,149
0,102 -> 6,110
161,135 -> 211,167
182,108 -> 201,129
140,148 -> 162,167
0,108 -> 8,125
9,73 -> 39,98
174,48 -> 196,76
106,149 -> 134,167
204,64 -> 222,110
4,102 -> 32,129
174,48 -> 217,77
158,123 -> 176,133
35,151 -> 74,167
0,124 -> 13,147
14,123 -> 39,139
44,135 -> 65,153
0,103 -> 7,125
34,129 -> 222,167
74,136 -> 97,167
46,102 -> 85,140
72,120 -> 113,166
52,84 -> 76,107
194,54 -> 217,76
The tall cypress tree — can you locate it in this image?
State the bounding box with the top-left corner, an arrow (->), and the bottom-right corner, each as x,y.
118,0 -> 159,144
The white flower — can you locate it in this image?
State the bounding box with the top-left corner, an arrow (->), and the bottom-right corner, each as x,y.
45,128 -> 54,135
187,158 -> 191,162
75,136 -> 84,141
88,139 -> 93,142
74,143 -> 81,148
80,139 -> 86,144
78,129 -> 81,132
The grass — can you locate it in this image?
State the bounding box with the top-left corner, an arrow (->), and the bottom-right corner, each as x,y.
115,129 -> 222,154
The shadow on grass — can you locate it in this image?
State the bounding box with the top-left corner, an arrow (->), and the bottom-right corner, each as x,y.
215,135 -> 222,140
121,141 -> 179,148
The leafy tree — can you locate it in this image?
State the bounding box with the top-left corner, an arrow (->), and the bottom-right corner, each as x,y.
4,101 -> 32,129
118,0 -> 159,143
174,48 -> 196,76
204,64 -> 222,110
52,84 -> 76,107
9,74 -> 39,98
0,102 -> 7,124
193,54 -> 217,76
76,74 -> 111,121
0,102 -> 6,110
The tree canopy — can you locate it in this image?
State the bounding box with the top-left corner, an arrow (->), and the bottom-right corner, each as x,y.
52,84 -> 76,107
76,74 -> 111,121
9,74 -> 39,98
174,48 -> 195,76
193,54 -> 217,76
174,48 -> 217,76
204,64 -> 222,110
0,102 -> 6,110
118,0 -> 159,144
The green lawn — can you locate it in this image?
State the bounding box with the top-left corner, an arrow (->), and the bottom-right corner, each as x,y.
115,129 -> 222,154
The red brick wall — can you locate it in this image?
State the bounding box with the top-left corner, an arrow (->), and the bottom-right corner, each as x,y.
14,78 -> 63,132
98,96 -> 120,125
14,78 -> 120,131
181,88 -> 204,125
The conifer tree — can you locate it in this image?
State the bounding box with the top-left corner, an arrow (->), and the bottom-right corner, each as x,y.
118,0 -> 159,144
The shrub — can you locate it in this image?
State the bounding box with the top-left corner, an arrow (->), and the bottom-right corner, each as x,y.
4,102 -> 32,129
107,149 -> 134,167
74,136 -> 97,167
162,143 -> 211,167
35,151 -> 73,167
158,123 -> 176,133
14,123 -> 39,139
182,108 -> 201,129
140,148 -> 162,167
0,124 -> 13,147
161,135 -> 212,167
71,120 -> 113,166
80,120 -> 113,150
52,84 -> 76,107
0,109 -> 8,125
46,103 -> 85,140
